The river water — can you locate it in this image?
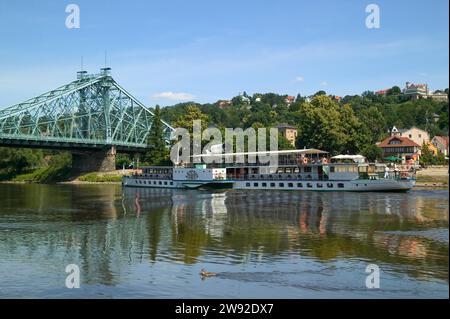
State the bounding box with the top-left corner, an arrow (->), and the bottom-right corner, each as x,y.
0,184 -> 448,298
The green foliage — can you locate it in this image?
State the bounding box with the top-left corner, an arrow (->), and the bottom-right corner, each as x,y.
116,153 -> 132,169
361,144 -> 383,162
420,142 -> 447,166
387,86 -> 402,95
30,152 -> 72,183
156,89 -> 448,158
145,105 -> 169,165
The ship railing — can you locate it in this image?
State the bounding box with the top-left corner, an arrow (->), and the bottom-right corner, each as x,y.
228,174 -> 330,181
129,174 -> 173,180
358,171 -> 416,181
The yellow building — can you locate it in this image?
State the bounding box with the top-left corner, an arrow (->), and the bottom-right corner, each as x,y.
277,124 -> 298,147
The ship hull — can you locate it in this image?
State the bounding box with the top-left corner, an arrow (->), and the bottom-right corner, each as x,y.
123,176 -> 414,192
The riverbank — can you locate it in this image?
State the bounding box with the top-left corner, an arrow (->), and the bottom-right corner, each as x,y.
415,166 -> 449,187
1,169 -> 137,185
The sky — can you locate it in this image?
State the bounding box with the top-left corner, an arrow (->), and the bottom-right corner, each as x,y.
0,0 -> 448,108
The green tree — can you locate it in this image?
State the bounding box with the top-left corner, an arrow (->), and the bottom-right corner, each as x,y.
387,86 -> 401,95
296,96 -> 346,154
361,144 -> 382,162
172,105 -> 209,133
145,105 -> 169,165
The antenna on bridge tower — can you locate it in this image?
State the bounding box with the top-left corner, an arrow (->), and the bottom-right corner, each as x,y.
77,56 -> 87,80
104,51 -> 107,68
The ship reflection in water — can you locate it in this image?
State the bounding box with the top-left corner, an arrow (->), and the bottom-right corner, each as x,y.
0,184 -> 448,298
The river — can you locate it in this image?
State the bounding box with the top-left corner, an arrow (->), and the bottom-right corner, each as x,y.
0,184 -> 448,298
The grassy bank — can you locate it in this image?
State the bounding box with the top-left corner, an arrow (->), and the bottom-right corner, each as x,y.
77,172 -> 123,183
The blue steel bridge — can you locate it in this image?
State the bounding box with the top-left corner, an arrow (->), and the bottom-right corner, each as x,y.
0,68 -> 174,171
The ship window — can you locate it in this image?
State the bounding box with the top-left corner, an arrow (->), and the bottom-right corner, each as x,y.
164,182 -> 167,185
297,183 -> 303,187
270,183 -> 275,187
262,182 -> 267,187
143,181 -> 146,184
279,183 -> 284,187
170,182 -> 173,185
246,182 -> 251,187
317,183 -> 323,188
330,167 -> 335,173
159,181 -> 162,185
307,183 -> 313,188
327,183 -> 333,188
338,183 -> 344,188
288,183 -> 293,188
304,167 -> 312,173
254,183 -> 259,187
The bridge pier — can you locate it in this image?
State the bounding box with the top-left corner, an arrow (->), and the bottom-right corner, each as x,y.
72,147 -> 116,173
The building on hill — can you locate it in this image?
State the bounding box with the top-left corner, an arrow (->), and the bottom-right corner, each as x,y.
403,82 -> 448,101
217,100 -> 231,109
378,136 -> 421,164
375,89 -> 390,96
428,91 -> 449,102
285,95 -> 296,105
390,126 -> 429,147
432,136 -> 449,156
276,124 -> 297,147
403,82 -> 429,99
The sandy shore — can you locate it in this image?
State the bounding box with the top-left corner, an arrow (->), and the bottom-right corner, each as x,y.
415,166 -> 449,187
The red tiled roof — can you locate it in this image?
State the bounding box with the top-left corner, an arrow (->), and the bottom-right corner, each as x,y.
378,136 -> 421,148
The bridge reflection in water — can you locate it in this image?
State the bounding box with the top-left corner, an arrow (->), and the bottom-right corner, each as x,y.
0,184 -> 448,297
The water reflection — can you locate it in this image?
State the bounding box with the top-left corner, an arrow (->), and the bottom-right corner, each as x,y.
0,184 -> 448,297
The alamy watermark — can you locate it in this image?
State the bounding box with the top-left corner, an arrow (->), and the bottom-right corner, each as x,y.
65,4 -> 80,29
170,120 -> 279,167
65,264 -> 80,288
365,264 -> 380,289
365,4 -> 380,29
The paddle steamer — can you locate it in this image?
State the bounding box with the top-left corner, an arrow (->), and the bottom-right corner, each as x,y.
122,149 -> 416,192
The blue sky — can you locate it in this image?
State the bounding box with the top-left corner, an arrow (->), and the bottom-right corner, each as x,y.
0,0 -> 448,108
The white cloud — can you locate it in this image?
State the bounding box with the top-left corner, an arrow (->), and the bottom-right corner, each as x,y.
295,76 -> 304,82
152,91 -> 195,101
320,81 -> 328,86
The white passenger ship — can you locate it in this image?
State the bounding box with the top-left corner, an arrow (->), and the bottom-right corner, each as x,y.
122,149 -> 416,192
